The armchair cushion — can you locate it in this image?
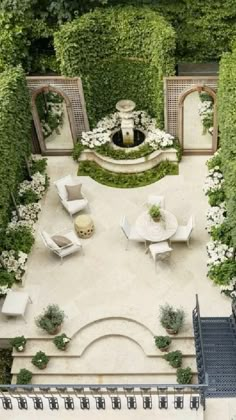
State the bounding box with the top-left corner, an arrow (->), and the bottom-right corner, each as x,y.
51,235 -> 72,248
65,183 -> 83,201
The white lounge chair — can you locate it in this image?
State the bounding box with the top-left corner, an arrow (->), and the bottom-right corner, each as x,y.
169,216 -> 194,247
120,216 -> 146,250
40,229 -> 83,262
54,175 -> 88,217
147,195 -> 165,209
149,241 -> 173,270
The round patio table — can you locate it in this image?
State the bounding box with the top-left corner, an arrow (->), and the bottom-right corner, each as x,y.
135,209 -> 178,242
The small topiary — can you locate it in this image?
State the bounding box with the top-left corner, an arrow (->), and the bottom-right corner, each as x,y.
163,350 -> 183,368
16,369 -> 32,384
154,336 -> 171,351
159,304 -> 185,334
176,367 -> 193,384
10,336 -> 27,352
35,304 -> 65,335
31,351 -> 49,369
53,333 -> 71,351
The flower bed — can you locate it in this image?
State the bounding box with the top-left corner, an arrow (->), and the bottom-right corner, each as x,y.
204,150 -> 236,296
0,156 -> 49,292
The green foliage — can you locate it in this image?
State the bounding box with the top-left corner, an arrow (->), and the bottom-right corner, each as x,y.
35,304 -> 65,334
208,260 -> 236,285
19,189 -> 40,204
210,222 -> 233,246
31,157 -> 48,175
0,348 -> 13,384
31,351 -> 49,369
95,143 -> 154,160
0,66 -> 31,229
78,160 -> 178,188
16,368 -> 32,384
159,304 -> 185,334
208,189 -> 225,207
0,270 -> 14,289
176,367 -> 193,384
154,336 -> 171,350
55,6 -> 175,127
218,48 -> 236,247
163,350 -> 183,368
2,226 -> 35,254
207,152 -> 222,170
53,333 -> 71,350
73,142 -> 86,160
10,336 -> 27,352
148,205 -> 161,221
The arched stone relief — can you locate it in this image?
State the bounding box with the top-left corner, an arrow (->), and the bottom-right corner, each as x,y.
31,85 -> 77,155
178,85 -> 218,154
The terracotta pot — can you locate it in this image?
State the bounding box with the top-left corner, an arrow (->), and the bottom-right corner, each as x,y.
152,216 -> 161,223
38,364 -> 47,370
166,328 -> 177,335
49,324 -> 62,335
159,346 -> 169,352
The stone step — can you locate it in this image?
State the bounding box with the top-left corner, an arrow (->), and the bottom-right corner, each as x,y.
13,337 -> 196,357
12,354 -> 197,376
12,372 -> 199,385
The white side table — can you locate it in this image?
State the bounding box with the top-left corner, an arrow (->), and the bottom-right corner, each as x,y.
1,291 -> 32,322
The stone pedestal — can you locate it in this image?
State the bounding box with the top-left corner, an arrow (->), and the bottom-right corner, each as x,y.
75,215 -> 95,238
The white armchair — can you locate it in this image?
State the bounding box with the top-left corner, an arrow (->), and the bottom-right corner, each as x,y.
149,241 -> 173,270
120,216 -> 146,250
54,175 -> 88,217
40,229 -> 83,262
169,216 -> 194,247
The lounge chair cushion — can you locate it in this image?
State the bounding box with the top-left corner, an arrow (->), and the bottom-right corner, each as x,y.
51,235 -> 72,248
65,184 -> 83,201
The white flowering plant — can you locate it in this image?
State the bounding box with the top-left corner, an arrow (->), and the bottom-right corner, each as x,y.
10,336 -> 27,352
206,203 -> 226,233
0,269 -> 14,297
203,167 -> 224,195
53,333 -> 71,350
206,241 -> 234,266
11,203 -> 41,226
18,172 -> 47,202
198,96 -> 214,135
145,128 -> 174,149
0,250 -> 28,281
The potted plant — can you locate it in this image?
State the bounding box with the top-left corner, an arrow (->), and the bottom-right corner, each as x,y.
16,368 -> 32,384
53,333 -> 71,351
176,367 -> 193,384
163,350 -> 183,368
159,304 -> 185,334
154,336 -> 171,352
35,304 -> 65,335
10,336 -> 27,352
148,204 -> 162,222
31,351 -> 49,370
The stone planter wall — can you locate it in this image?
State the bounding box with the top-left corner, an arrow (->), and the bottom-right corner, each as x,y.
78,148 -> 178,174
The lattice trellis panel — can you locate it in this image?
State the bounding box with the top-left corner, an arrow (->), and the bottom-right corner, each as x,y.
26,76 -> 89,137
164,77 -> 218,137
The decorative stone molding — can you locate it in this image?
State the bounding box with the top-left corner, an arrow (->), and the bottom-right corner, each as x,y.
78,148 -> 178,174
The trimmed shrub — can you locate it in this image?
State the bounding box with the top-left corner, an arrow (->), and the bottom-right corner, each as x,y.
163,350 -> 183,368
55,6 -> 175,127
176,367 -> 193,384
0,66 -> 31,229
16,368 -> 32,385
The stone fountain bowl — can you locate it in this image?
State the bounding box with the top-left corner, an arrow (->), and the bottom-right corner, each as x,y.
116,100 -> 136,113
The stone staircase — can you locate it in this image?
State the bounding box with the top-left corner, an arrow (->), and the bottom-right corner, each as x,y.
11,317 -> 198,385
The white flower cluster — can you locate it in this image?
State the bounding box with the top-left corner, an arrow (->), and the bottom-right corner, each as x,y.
206,203 -> 226,232
0,285 -> 11,296
145,128 -> 174,149
18,172 -> 47,199
81,110 -> 174,150
198,101 -> 213,121
203,167 -> 224,194
63,337 -> 70,343
220,278 -> 236,298
12,203 -> 41,224
17,345 -> 24,351
206,241 -> 234,266
6,219 -> 35,234
0,250 -> 28,281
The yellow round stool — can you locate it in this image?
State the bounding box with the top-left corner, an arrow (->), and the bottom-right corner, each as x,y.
75,215 -> 95,238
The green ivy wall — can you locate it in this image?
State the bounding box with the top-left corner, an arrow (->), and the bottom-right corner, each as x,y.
0,66 -> 32,227
218,49 -> 236,247
54,6 -> 176,127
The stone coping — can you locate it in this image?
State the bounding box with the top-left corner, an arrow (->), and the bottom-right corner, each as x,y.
78,148 -> 178,174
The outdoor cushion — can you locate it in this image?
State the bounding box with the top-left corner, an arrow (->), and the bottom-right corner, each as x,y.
41,231 -> 59,251
51,235 -> 72,248
65,184 -> 83,201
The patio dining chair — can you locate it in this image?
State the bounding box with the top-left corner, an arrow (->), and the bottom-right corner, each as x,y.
169,216 -> 194,247
54,175 -> 88,217
40,229 -> 83,263
120,216 -> 146,250
149,241 -> 173,270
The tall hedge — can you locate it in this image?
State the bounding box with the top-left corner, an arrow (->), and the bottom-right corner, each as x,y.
0,66 -> 32,227
218,50 -> 236,247
54,6 -> 175,127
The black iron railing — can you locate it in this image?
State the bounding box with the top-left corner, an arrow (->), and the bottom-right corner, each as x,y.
0,383 -> 208,412
192,294 -> 208,407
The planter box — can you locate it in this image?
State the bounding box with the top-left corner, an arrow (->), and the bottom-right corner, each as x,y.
78,148 -> 178,174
